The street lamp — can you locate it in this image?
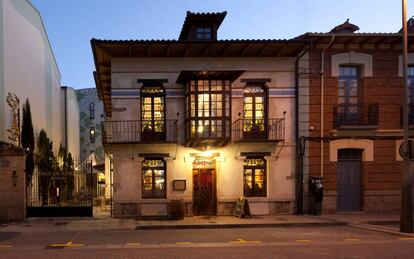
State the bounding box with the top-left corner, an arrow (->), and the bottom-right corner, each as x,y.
400,0 -> 413,233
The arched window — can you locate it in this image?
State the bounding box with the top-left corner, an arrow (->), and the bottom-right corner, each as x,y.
141,86 -> 165,141
142,158 -> 166,198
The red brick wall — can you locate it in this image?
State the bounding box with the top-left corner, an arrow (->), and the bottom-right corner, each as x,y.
307,49 -> 403,204
0,154 -> 26,221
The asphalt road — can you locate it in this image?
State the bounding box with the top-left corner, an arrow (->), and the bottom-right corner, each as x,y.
1,226 -> 414,258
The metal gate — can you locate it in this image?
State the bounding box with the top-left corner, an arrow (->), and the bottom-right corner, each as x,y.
26,161 -> 93,217
337,149 -> 362,211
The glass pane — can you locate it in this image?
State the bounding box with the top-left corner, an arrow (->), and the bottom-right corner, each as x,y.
142,159 -> 164,168
244,169 -> 253,189
254,169 -> 265,190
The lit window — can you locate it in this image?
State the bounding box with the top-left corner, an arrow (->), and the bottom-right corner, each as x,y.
243,85 -> 266,136
186,80 -> 231,140
90,126 -> 95,144
196,26 -> 212,40
141,86 -> 165,141
142,158 -> 166,199
89,102 -> 95,120
243,156 -> 266,197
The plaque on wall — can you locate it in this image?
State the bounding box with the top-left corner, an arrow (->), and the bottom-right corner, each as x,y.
173,180 -> 186,191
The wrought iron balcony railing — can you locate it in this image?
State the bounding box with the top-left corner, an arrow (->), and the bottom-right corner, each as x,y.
333,103 -> 379,128
102,119 -> 178,145
232,118 -> 285,142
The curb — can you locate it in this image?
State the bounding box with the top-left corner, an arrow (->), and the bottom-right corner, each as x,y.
349,223 -> 414,237
135,221 -> 348,230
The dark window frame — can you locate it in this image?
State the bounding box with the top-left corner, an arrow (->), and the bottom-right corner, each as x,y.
140,85 -> 166,140
195,26 -> 212,40
142,158 -> 167,199
186,79 -> 231,140
338,65 -> 361,105
408,65 -> 414,103
89,102 -> 95,120
243,156 -> 267,197
243,84 -> 268,134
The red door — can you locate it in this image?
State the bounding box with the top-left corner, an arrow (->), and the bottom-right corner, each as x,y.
193,169 -> 216,215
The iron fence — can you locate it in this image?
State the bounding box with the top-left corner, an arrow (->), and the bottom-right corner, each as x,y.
333,103 -> 379,128
26,160 -> 93,217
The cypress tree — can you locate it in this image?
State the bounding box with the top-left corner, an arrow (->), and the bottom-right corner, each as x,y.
21,99 -> 35,184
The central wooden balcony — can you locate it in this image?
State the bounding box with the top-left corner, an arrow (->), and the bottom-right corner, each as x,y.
232,118 -> 285,142
102,119 -> 178,145
333,103 -> 379,128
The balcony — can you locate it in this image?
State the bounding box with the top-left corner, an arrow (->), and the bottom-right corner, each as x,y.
185,120 -> 231,147
102,120 -> 178,145
333,103 -> 379,128
232,118 -> 285,142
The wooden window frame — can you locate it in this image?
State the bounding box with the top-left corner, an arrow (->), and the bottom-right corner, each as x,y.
140,85 -> 166,140
142,158 -> 167,199
186,80 -> 231,140
338,65 -> 361,105
89,102 -> 95,120
242,84 -> 268,136
243,156 -> 267,197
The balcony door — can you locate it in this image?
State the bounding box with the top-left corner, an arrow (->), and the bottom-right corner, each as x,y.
141,86 -> 165,142
243,85 -> 266,140
338,66 -> 360,125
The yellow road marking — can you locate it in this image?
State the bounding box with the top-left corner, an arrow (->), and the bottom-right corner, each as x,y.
49,241 -> 84,247
0,245 -> 12,248
230,238 -> 262,244
345,238 -> 361,241
176,242 -> 192,245
399,237 -> 414,241
295,240 -> 312,243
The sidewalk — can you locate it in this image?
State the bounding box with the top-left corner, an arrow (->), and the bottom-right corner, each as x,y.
1,213 -> 413,237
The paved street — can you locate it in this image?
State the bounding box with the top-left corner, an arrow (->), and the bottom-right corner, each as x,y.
1,226 -> 414,258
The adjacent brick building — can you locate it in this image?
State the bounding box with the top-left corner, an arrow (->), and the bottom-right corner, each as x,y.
297,20 -> 414,213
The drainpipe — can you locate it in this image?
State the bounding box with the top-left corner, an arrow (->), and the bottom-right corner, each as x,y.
320,35 -> 335,177
295,45 -> 311,215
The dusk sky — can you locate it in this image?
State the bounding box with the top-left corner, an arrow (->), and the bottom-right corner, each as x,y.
30,0 -> 413,89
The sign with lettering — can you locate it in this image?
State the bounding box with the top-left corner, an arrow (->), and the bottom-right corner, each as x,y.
233,198 -> 251,218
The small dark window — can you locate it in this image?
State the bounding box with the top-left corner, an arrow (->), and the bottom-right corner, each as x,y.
243,156 -> 266,197
142,159 -> 166,198
89,102 -> 95,120
196,26 -> 212,40
90,126 -> 95,144
408,66 -> 414,103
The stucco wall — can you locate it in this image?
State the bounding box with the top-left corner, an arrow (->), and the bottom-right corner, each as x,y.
107,56 -> 296,216
0,0 -> 62,153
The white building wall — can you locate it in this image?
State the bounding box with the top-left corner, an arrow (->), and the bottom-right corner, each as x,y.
0,0 -> 62,153
63,87 -> 80,158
